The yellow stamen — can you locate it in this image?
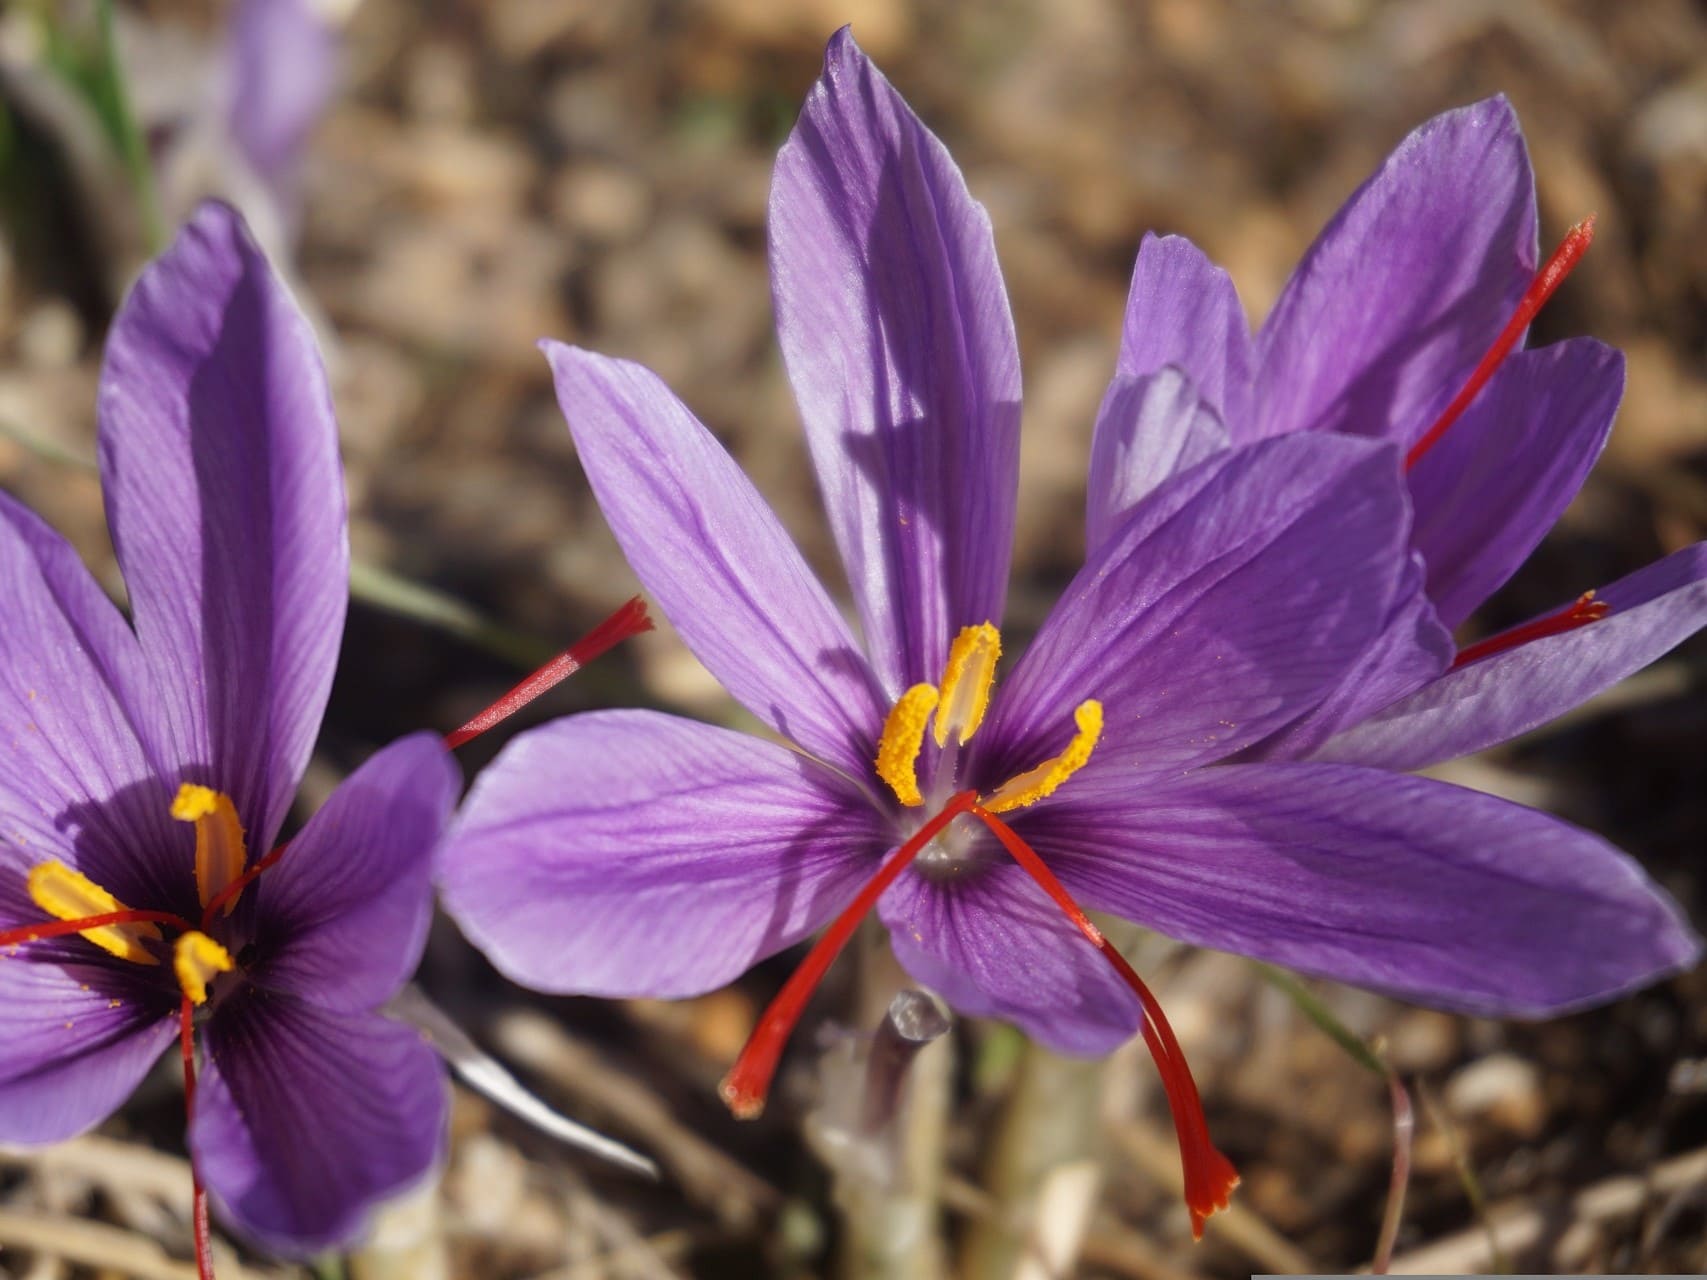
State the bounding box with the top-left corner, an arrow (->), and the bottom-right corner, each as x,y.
875,683 -> 940,808
171,784 -> 247,915
173,931 -> 234,1006
933,623 -> 1001,748
983,700 -> 1104,814
26,861 -> 162,965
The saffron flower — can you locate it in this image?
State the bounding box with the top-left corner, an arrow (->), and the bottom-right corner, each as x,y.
0,203 -> 458,1256
1103,97 -> 1707,766
438,33 -> 1699,1237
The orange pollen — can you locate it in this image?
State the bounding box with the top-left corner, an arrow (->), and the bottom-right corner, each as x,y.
444,596 -> 653,749
969,804 -> 1239,1239
1451,590 -> 1610,669
1405,216 -> 1596,472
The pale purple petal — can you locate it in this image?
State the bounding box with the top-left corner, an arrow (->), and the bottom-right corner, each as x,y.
771,28 -> 1022,694
1085,368 -> 1229,555
0,957 -> 176,1145
1117,233 -> 1253,427
98,202 -> 347,848
1251,550 -> 1453,760
0,491 -> 190,912
227,0 -> 338,194
250,733 -> 457,1012
195,993 -> 446,1254
1252,97 -> 1537,445
879,861 -> 1138,1056
1312,543 -> 1707,771
977,435 -> 1409,787
544,343 -> 888,780
1041,764 -> 1700,1016
1408,339 -> 1620,626
438,710 -> 887,999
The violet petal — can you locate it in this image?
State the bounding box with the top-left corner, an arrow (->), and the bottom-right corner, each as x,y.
98,202 -> 347,849
1041,762 -> 1700,1016
978,435 -> 1408,787
1085,367 -> 1229,555
879,860 -> 1138,1056
1408,339 -> 1621,627
437,710 -> 887,999
195,993 -> 447,1254
543,343 -> 889,780
249,733 -> 458,1013
1312,542 -> 1707,770
771,27 -> 1022,694
1252,97 -> 1537,446
1118,232 -> 1253,427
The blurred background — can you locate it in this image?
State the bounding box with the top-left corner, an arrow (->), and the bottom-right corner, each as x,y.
1,1 -> 1705,1276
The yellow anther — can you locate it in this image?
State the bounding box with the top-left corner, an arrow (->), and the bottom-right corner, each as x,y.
171,784 -> 247,916
933,623 -> 1001,748
173,931 -> 234,1006
875,683 -> 941,807
26,861 -> 162,965
983,700 -> 1104,814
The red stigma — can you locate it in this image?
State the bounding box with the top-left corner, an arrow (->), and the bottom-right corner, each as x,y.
1405,216 -> 1596,472
444,596 -> 654,750
719,791 -> 978,1119
1452,589 -> 1609,669
0,908 -> 194,950
969,805 -> 1238,1239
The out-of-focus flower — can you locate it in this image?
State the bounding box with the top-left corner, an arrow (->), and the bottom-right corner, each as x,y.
1104,98 -> 1707,766
437,32 -> 1699,1238
146,0 -> 339,253
0,202 -> 456,1255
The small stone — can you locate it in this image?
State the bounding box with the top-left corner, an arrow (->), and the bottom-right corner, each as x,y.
1445,1052 -> 1547,1137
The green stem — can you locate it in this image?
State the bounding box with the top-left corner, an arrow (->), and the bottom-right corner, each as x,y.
95,0 -> 163,254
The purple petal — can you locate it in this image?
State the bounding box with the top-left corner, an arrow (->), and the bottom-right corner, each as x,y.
437,710 -> 887,998
977,435 -> 1409,786
0,957 -> 176,1145
1408,339 -> 1620,627
249,733 -> 457,1012
227,0 -> 338,193
0,491 -> 191,913
1251,550 -> 1453,760
1041,763 -> 1700,1016
1312,543 -> 1707,771
543,343 -> 888,781
1117,233 -> 1253,427
1085,367 -> 1229,555
1252,97 -> 1537,446
98,202 -> 347,848
879,861 -> 1138,1056
195,993 -> 446,1254
770,28 -> 1022,694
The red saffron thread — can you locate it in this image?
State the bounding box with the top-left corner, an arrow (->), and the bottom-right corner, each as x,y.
444,596 -> 654,749
1451,590 -> 1609,669
1405,217 -> 1596,472
200,842 -> 289,928
0,909 -> 194,950
719,791 -> 978,1118
970,804 -> 1239,1239
179,997 -> 215,1280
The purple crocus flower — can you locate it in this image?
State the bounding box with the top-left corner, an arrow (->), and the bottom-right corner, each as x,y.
437,32 -> 1698,1235
0,203 -> 457,1257
1103,98 -> 1707,767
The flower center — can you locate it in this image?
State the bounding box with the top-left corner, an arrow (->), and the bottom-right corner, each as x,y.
18,784 -> 253,1007
721,625 -> 1237,1238
874,622 -> 1102,814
